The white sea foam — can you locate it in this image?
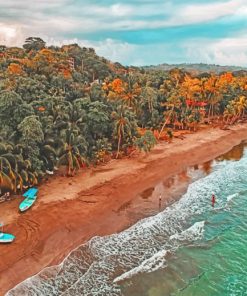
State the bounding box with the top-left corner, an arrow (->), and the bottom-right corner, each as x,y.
226,193 -> 239,203
6,157 -> 247,296
114,221 -> 205,284
113,249 -> 168,283
170,221 -> 205,242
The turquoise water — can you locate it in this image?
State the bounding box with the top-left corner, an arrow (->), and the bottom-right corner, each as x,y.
7,143 -> 247,296
121,145 -> 247,296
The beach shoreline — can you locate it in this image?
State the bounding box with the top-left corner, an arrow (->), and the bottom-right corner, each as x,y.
0,124 -> 247,295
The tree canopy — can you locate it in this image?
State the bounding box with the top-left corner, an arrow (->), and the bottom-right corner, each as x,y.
1,37 -> 247,193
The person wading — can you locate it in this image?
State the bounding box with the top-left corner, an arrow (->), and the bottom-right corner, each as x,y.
211,193 -> 216,207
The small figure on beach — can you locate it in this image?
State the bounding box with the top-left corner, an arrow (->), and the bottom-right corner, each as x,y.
159,194 -> 162,209
211,193 -> 216,207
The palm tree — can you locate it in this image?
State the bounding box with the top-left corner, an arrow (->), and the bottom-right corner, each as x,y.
235,96 -> 247,118
0,143 -> 38,192
40,142 -> 57,172
58,128 -> 87,176
0,156 -> 14,191
141,85 -> 158,115
223,95 -> 247,124
112,104 -> 137,158
159,91 -> 182,139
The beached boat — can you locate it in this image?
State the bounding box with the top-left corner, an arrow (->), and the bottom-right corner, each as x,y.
19,188 -> 38,212
22,187 -> 38,198
0,224 -> 15,243
19,196 -> 37,212
0,232 -> 15,243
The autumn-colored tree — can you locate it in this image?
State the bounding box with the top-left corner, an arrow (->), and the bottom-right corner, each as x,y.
1,38 -> 247,195
180,74 -> 202,102
62,69 -> 72,79
110,79 -> 124,94
7,63 -> 23,75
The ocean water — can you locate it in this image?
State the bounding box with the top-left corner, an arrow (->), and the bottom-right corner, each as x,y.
6,142 -> 247,296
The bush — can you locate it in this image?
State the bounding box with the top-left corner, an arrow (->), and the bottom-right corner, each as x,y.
134,130 -> 157,153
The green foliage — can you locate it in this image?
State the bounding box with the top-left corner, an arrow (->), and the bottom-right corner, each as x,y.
112,104 -> 138,158
134,130 -> 157,152
23,37 -> 46,52
18,115 -> 44,144
58,128 -> 88,176
0,37 -> 246,192
91,138 -> 112,164
0,91 -> 22,118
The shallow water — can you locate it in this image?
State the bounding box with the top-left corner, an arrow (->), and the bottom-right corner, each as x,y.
6,142 -> 247,296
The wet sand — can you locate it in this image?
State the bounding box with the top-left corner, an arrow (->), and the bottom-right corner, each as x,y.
0,124 -> 247,295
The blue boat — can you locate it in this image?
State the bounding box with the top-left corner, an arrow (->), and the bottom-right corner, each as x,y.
22,187 -> 38,198
0,223 -> 15,243
19,188 -> 38,212
19,195 -> 37,212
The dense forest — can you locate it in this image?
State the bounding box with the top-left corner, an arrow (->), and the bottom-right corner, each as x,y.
1,37 -> 247,194
144,63 -> 247,74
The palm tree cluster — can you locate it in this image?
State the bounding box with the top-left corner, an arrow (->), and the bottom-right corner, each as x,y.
0,37 -> 247,194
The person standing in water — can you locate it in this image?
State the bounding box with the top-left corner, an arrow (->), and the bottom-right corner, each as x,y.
211,193 -> 216,207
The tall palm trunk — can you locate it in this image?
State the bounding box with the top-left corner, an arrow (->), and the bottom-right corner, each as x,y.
158,107 -> 174,139
116,131 -> 122,159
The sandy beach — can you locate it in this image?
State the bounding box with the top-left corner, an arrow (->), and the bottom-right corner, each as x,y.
0,124 -> 247,296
